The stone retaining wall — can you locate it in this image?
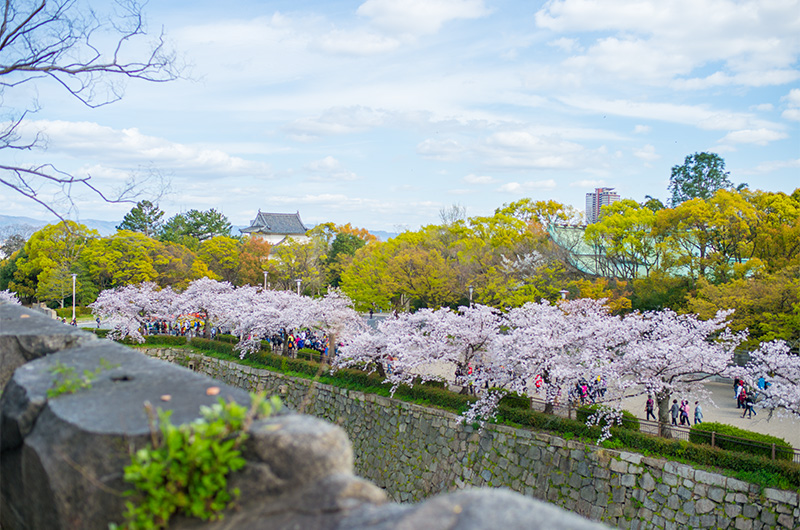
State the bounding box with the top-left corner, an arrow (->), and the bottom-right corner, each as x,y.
145,348 -> 800,530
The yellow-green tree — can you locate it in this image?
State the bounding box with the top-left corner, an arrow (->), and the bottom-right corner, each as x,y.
687,266 -> 800,350
12,222 -> 98,305
80,230 -> 160,290
198,236 -> 241,284
152,241 -> 218,290
585,199 -> 665,280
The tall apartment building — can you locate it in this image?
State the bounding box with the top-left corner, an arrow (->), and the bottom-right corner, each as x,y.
585,187 -> 620,224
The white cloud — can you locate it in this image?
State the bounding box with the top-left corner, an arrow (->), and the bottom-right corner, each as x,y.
316,29 -> 400,55
477,130 -> 604,170
304,156 -> 359,181
21,120 -> 274,179
719,128 -> 788,145
633,144 -> 660,162
284,107 -> 391,140
548,37 -> 582,53
785,89 -> 800,107
633,125 -> 651,134
560,96 -> 786,135
570,179 -> 606,188
498,180 -> 557,193
357,0 -> 491,36
417,138 -> 467,161
535,0 -> 800,88
463,174 -> 496,184
782,89 -> 800,122
747,158 -> 800,173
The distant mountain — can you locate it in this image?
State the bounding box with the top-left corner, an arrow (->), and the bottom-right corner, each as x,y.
371,230 -> 398,242
0,215 -> 118,236
0,214 -> 397,241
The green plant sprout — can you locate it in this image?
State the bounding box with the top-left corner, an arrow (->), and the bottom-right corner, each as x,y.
117,392 -> 282,530
47,358 -> 119,398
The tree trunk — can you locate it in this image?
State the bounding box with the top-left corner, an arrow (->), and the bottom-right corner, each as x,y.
657,391 -> 672,438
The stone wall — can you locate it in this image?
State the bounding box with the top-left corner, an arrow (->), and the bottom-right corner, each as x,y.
146,348 -> 800,530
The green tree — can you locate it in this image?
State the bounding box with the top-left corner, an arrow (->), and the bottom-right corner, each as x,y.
584,199 -> 665,280
117,200 -> 165,237
159,209 -> 232,249
12,222 -> 98,305
668,152 -> 733,206
79,231 -> 160,290
687,267 -> 800,350
269,239 -> 324,295
152,241 -> 218,290
326,233 -> 367,287
198,236 -> 241,284
340,242 -> 395,312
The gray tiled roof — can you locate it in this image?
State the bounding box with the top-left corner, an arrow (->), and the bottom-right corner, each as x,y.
240,211 -> 308,235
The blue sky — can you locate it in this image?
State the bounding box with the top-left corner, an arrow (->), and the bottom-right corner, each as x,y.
4,0 -> 799,232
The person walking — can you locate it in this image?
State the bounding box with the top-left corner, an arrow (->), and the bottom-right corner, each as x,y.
743,395 -> 757,418
670,399 -> 680,425
694,401 -> 703,424
645,396 -> 656,422
737,387 -> 747,410
679,400 -> 690,426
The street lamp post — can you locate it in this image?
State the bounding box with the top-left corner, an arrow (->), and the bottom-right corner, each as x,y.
295,278 -> 302,296
263,270 -> 268,290
71,274 -> 77,323
468,286 -> 473,308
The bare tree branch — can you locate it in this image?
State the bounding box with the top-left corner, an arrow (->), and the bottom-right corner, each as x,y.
0,0 -> 180,218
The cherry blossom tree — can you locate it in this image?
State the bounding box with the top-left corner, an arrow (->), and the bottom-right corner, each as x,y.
300,288 -> 366,360
0,289 -> 21,305
336,304 -> 506,421
613,309 -> 744,433
171,277 -> 236,338
232,288 -> 307,356
495,299 -> 623,414
734,340 -> 800,420
90,282 -> 175,342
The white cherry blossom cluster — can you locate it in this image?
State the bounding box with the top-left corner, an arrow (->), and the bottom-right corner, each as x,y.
89,280 -> 364,359
732,340 -> 800,420
0,289 -> 20,305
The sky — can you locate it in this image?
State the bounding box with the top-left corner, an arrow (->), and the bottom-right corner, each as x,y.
3,0 -> 799,233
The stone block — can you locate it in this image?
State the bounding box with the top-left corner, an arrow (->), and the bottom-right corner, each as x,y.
620,452 -> 643,465
620,474 -> 636,488
610,459 -> 628,474
735,517 -> 754,530
764,488 -> 799,507
742,503 -> 760,519
760,509 -> 776,526
725,504 -> 743,518
695,498 -> 716,515
639,472 -> 656,492
699,514 -> 718,527
695,469 -> 726,487
777,513 -> 795,528
663,472 -> 679,487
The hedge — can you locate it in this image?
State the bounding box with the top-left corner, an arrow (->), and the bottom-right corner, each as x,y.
576,404 -> 641,432
689,422 -> 794,461
55,306 -> 93,318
